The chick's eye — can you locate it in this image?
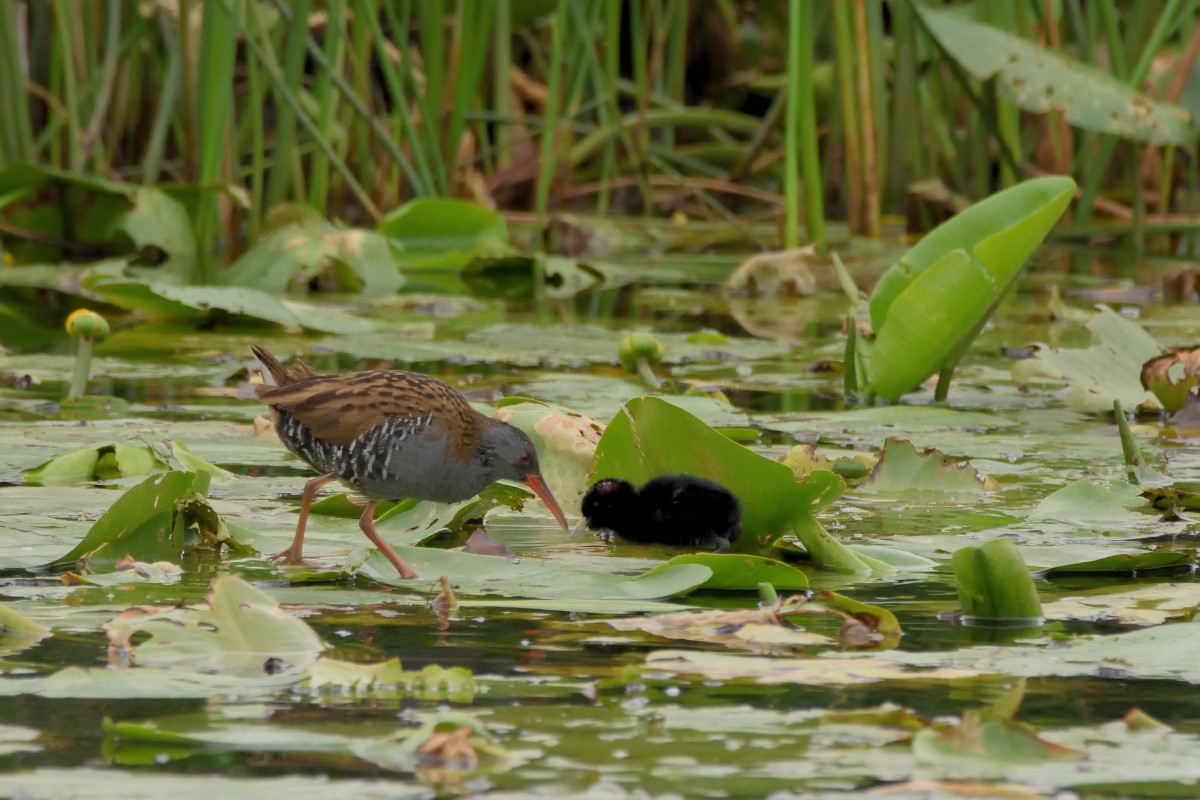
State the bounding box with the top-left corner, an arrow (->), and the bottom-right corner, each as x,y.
518,452 -> 531,464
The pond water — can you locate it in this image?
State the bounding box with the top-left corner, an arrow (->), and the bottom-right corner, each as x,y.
2,240 -> 1200,799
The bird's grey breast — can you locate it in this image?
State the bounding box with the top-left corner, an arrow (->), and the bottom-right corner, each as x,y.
346,412 -> 478,502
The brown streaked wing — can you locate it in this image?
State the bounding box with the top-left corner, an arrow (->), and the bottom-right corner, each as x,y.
256,370 -> 479,446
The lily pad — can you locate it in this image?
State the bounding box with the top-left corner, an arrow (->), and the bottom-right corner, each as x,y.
379,197 -> 509,270
358,546 -> 714,600
1025,478 -> 1149,527
104,574 -> 326,672
219,207 -> 402,294
643,649 -> 988,685
643,553 -> 810,591
52,470 -> 249,569
858,438 -> 1000,493
1013,305 -> 1162,410
1042,583 -> 1200,626
83,278 -> 376,334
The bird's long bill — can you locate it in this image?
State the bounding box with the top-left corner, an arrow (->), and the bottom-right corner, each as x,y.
523,473 -> 569,530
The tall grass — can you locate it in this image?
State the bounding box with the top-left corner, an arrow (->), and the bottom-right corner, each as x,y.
0,0 -> 1197,274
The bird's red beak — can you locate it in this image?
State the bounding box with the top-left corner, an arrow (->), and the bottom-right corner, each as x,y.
524,473 -> 569,530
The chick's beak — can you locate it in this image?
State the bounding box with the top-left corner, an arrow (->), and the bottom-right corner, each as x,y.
523,473 -> 570,530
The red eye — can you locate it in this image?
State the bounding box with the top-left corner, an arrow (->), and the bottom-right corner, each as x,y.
519,453 -> 531,463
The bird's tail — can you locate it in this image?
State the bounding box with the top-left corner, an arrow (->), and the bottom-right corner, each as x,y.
250,345 -> 317,389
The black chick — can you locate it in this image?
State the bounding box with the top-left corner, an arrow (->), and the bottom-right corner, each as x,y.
580,474 -> 742,552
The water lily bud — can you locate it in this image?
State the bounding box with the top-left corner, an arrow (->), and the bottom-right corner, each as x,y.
65,309 -> 110,343
618,332 -> 664,373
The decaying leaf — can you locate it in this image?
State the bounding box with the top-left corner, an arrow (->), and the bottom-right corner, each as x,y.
781,443 -> 875,487
723,246 -> 817,296
605,602 -> 834,650
644,649 -> 987,684
1141,347 -> 1200,413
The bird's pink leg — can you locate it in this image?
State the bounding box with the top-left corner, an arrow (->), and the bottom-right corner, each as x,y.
271,472 -> 336,567
358,500 -> 419,580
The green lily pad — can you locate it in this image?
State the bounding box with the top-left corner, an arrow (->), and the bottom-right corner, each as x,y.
357,547 -> 713,600
219,206 -> 402,294
52,470 -> 249,569
1025,478 -> 1149,527
644,553 -> 809,591
1013,305 -> 1163,410
83,278 -> 375,334
858,438 -> 999,493
103,574 -> 326,672
23,441 -> 167,484
379,197 -> 509,270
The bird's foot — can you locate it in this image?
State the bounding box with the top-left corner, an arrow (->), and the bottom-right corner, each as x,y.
268,547 -> 333,570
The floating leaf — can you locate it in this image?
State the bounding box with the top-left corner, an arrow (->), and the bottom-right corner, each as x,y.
858,438 -> 999,493
379,197 -> 508,270
358,546 -> 713,600
643,649 -> 986,685
1038,551 -> 1192,576
1042,583 -> 1200,626
1025,478 -> 1148,527
84,278 -> 375,334
23,442 -> 167,484
605,605 -> 834,649
643,553 -> 809,591
219,207 -> 402,294
913,706 -> 1081,767
1013,305 -> 1162,410
104,574 -> 326,672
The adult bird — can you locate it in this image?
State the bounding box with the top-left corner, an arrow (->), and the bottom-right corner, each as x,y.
251,346 -> 568,579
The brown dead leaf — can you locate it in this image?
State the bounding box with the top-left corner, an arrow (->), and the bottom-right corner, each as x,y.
1163,265 -> 1199,302
416,726 -> 478,766
724,246 -> 817,296
1141,347 -> 1200,412
869,780 -> 1051,797
607,606 -> 834,650
460,531 -> 518,562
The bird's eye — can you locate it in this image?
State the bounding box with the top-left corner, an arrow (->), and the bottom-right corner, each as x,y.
518,452 -> 531,463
